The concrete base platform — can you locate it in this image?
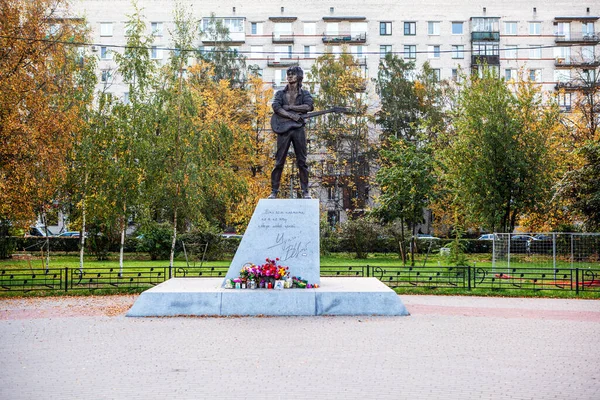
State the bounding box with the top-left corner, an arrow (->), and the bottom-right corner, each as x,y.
126,277 -> 409,317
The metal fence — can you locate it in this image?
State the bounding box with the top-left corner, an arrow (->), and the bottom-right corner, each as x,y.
493,233 -> 600,273
2,264 -> 598,294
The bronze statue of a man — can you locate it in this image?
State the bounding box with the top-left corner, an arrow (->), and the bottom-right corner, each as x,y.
269,66 -> 314,199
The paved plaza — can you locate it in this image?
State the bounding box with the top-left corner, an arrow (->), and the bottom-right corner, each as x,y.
1,294 -> 599,399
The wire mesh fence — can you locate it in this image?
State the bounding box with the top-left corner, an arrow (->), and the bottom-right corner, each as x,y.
492,233 -> 600,273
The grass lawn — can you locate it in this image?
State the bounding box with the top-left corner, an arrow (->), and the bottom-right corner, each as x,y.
1,251 -> 598,299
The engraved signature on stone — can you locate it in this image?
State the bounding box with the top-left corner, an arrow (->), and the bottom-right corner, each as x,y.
267,232 -> 310,261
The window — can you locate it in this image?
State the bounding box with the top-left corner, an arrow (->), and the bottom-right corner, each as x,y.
101,70 -> 111,82
123,92 -> 130,105
202,18 -> 244,33
432,69 -> 441,80
473,42 -> 499,56
529,22 -> 541,35
428,45 -> 440,58
351,22 -> 367,37
505,45 -> 518,59
582,46 -> 595,62
554,46 -> 571,63
452,22 -> 463,34
472,18 -> 499,32
505,69 -> 517,81
151,22 -> 163,36
304,45 -> 316,58
326,22 -> 339,35
274,22 -> 292,36
529,45 -> 542,59
250,46 -> 262,59
428,21 -> 440,35
380,45 -> 392,58
100,46 -> 112,60
504,22 -> 517,35
100,22 -> 113,37
380,21 -> 392,35
529,69 -> 541,82
304,22 -> 316,35
582,22 -> 595,36
583,69 -> 596,82
276,69 -> 287,85
558,93 -> 572,112
452,45 -> 464,59
404,21 -> 416,35
251,22 -> 264,35
251,67 -> 263,77
555,22 -> 570,40
151,46 -> 162,60
451,68 -> 459,82
404,45 -> 416,59
351,45 -> 365,61
274,45 -> 292,59
554,69 -> 571,83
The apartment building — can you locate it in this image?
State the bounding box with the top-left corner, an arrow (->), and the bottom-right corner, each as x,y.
76,1 -> 598,103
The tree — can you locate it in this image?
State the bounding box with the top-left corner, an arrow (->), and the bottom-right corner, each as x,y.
374,140 -> 436,264
554,51 -> 600,231
308,51 -> 373,219
373,54 -> 448,262
87,2 -> 157,271
557,142 -> 600,231
440,69 -> 560,233
227,73 -> 275,228
0,0 -> 91,227
375,54 -> 451,143
199,14 -> 247,88
186,60 -> 253,228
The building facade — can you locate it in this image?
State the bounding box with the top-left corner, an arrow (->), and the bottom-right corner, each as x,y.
76,0 -> 598,106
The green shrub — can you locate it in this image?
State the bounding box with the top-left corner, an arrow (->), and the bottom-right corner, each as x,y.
136,222 -> 174,261
340,218 -> 380,259
180,228 -> 231,261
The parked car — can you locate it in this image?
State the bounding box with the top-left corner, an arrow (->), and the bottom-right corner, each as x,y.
58,231 -> 81,238
511,234 -> 535,242
220,233 -> 243,239
25,226 -> 53,237
478,234 -> 497,240
415,234 -> 440,240
533,234 -> 552,241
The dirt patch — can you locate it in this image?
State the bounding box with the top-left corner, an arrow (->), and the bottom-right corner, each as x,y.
0,295 -> 138,320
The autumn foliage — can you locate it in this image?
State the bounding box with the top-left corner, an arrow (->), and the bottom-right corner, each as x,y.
0,0 -> 90,226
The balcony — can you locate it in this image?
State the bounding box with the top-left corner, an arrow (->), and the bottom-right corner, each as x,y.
555,81 -> 600,91
272,32 -> 294,44
267,56 -> 300,67
471,31 -> 500,41
559,105 -> 572,113
322,32 -> 367,44
555,33 -> 600,44
201,31 -> 245,44
555,58 -> 600,68
471,55 -> 500,65
353,55 -> 367,66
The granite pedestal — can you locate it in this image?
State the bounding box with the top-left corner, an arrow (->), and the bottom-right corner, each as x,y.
223,198 -> 320,286
126,277 -> 409,316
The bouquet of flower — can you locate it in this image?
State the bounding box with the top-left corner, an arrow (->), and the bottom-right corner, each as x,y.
260,258 -> 289,280
240,263 -> 259,281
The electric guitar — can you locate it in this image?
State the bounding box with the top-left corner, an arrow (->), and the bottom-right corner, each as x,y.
270,106 -> 350,134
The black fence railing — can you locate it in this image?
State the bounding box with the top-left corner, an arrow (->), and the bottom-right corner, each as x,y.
1,265 -> 598,294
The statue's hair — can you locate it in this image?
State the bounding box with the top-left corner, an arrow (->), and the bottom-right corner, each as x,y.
287,66 -> 304,83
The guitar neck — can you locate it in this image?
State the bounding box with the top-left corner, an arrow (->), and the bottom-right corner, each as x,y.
302,108 -> 343,119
